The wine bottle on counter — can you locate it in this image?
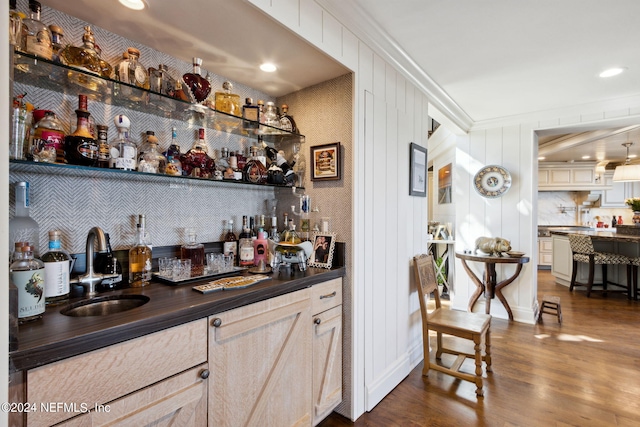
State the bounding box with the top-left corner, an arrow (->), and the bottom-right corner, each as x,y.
129,220 -> 152,288
223,219 -> 238,266
238,216 -> 254,267
41,230 -> 70,305
11,242 -> 45,324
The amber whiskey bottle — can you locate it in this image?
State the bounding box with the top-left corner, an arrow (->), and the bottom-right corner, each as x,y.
64,95 -> 98,166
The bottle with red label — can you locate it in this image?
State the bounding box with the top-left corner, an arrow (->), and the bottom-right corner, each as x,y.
64,94 -> 98,166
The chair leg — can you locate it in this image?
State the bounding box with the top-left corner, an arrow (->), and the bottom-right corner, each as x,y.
627,265 -> 633,300
587,261 -> 595,297
422,333 -> 430,376
473,337 -> 484,397
436,332 -> 443,359
485,329 -> 492,372
570,260 -> 578,292
602,264 -> 608,296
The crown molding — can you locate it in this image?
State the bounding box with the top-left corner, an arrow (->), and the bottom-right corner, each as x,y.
316,0 -> 473,132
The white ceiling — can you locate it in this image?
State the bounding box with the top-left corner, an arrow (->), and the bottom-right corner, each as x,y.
43,0 -> 640,164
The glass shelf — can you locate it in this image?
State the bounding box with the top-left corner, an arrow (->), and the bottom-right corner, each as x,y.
9,160 -> 304,191
12,51 -> 305,146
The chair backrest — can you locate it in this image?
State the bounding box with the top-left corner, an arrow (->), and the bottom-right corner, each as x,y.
413,254 -> 441,312
568,233 -> 595,255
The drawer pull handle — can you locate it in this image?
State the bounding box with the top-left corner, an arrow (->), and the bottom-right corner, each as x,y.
319,291 -> 337,299
211,318 -> 222,327
314,318 -> 321,325
200,369 -> 210,379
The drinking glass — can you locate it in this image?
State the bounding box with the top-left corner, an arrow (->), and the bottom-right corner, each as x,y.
158,257 -> 176,277
172,259 -> 191,280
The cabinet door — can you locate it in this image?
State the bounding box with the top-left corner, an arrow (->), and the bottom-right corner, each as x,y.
312,305 -> 343,426
600,173 -> 628,207
209,288 -> 312,427
58,364 -> 209,427
551,234 -> 573,283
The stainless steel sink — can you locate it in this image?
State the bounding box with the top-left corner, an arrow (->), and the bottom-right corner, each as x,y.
61,294 -> 150,317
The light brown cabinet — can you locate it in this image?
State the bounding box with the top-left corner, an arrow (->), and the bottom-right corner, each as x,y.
311,278 -> 343,426
26,319 -> 208,426
209,288 -> 313,427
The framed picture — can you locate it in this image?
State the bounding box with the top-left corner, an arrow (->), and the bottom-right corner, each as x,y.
409,142 -> 427,197
308,232 -> 337,269
435,224 -> 448,240
311,142 -> 341,181
438,163 -> 452,204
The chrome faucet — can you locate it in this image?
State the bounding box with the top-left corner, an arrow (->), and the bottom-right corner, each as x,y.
70,227 -> 119,297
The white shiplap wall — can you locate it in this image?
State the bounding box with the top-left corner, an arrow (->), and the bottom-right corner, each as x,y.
248,0 -> 430,419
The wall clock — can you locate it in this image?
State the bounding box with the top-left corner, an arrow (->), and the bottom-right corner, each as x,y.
474,165 -> 512,198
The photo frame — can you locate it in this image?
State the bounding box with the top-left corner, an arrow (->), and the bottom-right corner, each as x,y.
311,142 -> 341,181
409,142 -> 427,197
308,232 -> 337,269
435,224 -> 449,240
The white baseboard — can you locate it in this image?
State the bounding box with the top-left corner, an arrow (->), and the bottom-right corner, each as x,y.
365,353 -> 411,411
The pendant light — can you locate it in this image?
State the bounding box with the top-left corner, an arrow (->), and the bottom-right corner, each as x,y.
612,142 -> 640,182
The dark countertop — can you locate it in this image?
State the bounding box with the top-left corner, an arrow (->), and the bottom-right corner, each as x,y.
549,229 -> 640,243
11,266 -> 345,372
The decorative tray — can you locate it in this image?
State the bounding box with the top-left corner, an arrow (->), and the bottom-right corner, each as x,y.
153,266 -> 248,285
192,275 -> 272,294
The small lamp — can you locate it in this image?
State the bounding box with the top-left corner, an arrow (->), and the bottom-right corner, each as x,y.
613,142 -> 640,182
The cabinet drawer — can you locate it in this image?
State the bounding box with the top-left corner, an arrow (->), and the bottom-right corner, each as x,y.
28,319 -> 208,427
312,278 -> 343,314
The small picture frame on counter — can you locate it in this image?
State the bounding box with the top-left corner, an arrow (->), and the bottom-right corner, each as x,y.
309,232 -> 337,269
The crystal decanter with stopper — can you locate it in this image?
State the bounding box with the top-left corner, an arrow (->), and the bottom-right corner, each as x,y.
180,128 -> 215,178
215,81 -> 241,116
182,57 -> 212,104
59,26 -> 113,79
181,228 -> 205,276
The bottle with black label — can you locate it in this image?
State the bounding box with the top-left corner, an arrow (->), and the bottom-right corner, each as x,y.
64,94 -> 98,166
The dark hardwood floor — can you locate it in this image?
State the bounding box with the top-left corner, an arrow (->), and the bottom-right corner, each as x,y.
319,270 -> 640,427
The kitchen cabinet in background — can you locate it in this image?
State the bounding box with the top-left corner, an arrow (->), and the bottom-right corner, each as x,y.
598,172 -> 640,207
538,162 -> 608,191
538,237 -> 552,268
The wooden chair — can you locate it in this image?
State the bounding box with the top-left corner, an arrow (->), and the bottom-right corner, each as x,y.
567,234 -> 631,297
414,254 -> 492,397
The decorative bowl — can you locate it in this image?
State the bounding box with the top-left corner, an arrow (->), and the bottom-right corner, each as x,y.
507,251 -> 525,258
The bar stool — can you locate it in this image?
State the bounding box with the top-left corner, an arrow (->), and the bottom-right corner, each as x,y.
567,234 -> 631,297
624,257 -> 640,300
538,295 -> 562,323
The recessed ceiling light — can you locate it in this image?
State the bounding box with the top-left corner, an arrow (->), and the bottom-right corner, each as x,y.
599,67 -> 627,78
582,155 -> 590,159
538,156 -> 546,160
118,0 -> 146,10
260,63 -> 277,72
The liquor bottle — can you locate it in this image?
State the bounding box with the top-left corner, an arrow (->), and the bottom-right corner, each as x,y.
238,216 -> 254,267
279,104 -> 298,133
21,0 -> 52,60
264,145 -> 296,184
257,100 -> 266,124
138,214 -> 152,248
58,26 -> 113,79
137,130 -> 154,164
249,217 -> 257,240
30,111 -> 65,163
227,151 -> 243,180
48,25 -> 64,62
64,94 -> 98,166
11,242 -> 45,324
173,80 -> 190,102
253,230 -> 268,267
9,0 -> 24,47
214,81 -> 241,116
10,182 -> 40,260
292,142 -> 306,187
182,57 -> 212,104
138,133 -> 167,174
181,229 -> 205,276
243,146 -> 268,184
96,124 -> 110,168
242,98 -> 260,130
116,47 -> 150,89
41,230 -> 70,305
149,64 -> 176,97
94,233 -> 122,291
223,220 -> 238,266
129,222 -> 152,287
109,114 -> 137,170
618,216 -> 623,225
269,214 -> 280,243
263,102 -> 279,129
180,128 -> 215,178
300,194 -> 311,241
164,127 -> 183,176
